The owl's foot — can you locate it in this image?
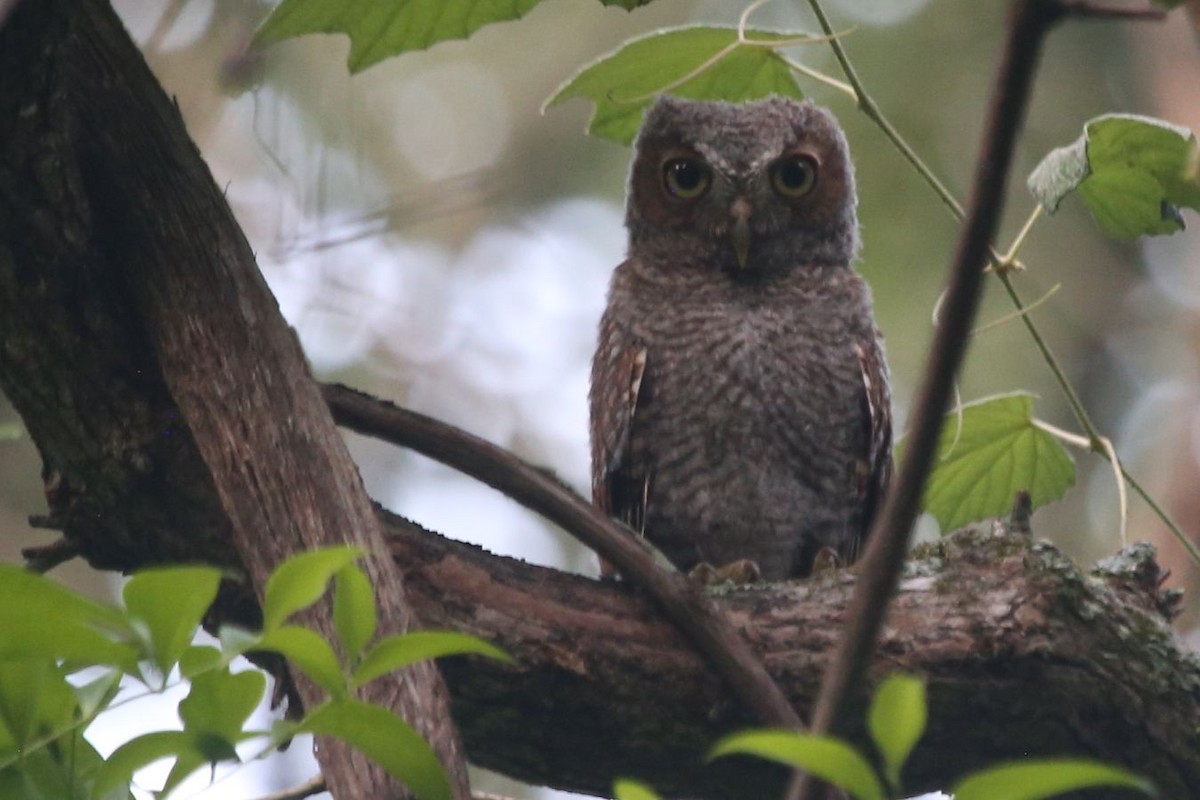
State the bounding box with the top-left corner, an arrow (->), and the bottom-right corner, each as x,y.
809,546 -> 844,577
688,558 -> 761,586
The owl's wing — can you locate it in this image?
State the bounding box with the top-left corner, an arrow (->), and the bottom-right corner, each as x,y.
590,314 -> 650,557
853,330 -> 893,560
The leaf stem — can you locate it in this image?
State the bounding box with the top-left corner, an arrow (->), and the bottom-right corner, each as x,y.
802,0 -> 1194,566
805,0 -> 963,222
778,55 -> 856,98
972,282 -> 1060,335
1124,467 -> 1200,564
999,203 -> 1043,265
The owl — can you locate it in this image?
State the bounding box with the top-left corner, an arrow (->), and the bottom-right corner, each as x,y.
589,96 -> 892,582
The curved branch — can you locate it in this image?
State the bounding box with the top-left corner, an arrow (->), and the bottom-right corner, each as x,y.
323,383 -> 801,729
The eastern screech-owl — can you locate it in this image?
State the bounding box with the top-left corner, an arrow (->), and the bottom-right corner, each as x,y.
589,96 -> 892,581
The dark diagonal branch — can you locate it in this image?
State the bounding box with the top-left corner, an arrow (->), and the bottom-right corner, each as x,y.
324,383 -> 802,729
807,0 -> 1070,756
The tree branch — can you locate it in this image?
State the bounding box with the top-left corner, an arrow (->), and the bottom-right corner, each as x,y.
807,0 -> 1069,750
381,509 -> 1200,798
323,383 -> 801,730
2,3 -> 1197,800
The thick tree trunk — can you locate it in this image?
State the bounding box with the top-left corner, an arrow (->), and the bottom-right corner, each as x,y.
0,2 -> 468,798
1,2 -> 1198,800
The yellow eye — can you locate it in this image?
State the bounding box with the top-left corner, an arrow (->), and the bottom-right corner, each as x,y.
663,158 -> 711,199
770,155 -> 818,198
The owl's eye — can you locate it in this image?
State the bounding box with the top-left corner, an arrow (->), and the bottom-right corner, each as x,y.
770,155 -> 818,198
662,158 -> 711,199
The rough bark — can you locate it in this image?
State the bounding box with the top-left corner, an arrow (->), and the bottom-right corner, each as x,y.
383,512 -> 1198,799
1,2 -> 1199,800
0,2 -> 468,798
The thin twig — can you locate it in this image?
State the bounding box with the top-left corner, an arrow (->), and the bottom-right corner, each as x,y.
971,282 -> 1060,335
322,383 -> 803,730
805,0 -> 1193,564
1125,467 -> 1200,562
795,3 -> 1066,798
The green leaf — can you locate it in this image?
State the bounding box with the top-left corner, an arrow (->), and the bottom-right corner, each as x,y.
301,699 -> 451,800
5,733 -> 119,800
179,668 -> 266,741
613,778 -> 661,800
899,393 -> 1075,532
0,565 -> 137,673
0,659 -> 76,749
256,0 -> 542,72
159,671 -> 262,800
256,625 -> 347,696
867,674 -> 926,791
1028,114 -> 1200,239
217,625 -> 262,659
179,645 -> 224,678
353,631 -> 511,688
73,669 -> 124,723
159,748 -> 212,799
545,26 -> 806,145
333,564 -> 377,664
91,730 -> 192,799
709,730 -> 884,800
261,547 -> 362,632
952,758 -> 1157,800
123,567 -> 222,676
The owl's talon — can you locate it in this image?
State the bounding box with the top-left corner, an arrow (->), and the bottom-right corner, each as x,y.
688,559 -> 761,586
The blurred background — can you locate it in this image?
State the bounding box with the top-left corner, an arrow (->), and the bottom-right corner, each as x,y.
1,0 -> 1198,797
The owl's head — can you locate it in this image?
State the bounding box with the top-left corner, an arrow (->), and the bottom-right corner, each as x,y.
626,96 -> 859,277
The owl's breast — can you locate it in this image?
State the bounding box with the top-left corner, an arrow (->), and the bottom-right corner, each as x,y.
632,286 -> 867,472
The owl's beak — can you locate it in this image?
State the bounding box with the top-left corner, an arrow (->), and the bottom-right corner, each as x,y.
730,199 -> 752,269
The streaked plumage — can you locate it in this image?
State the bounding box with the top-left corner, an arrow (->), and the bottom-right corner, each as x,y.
590,96 -> 891,580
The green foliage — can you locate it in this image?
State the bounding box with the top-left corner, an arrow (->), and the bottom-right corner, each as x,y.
261,545 -> 360,631
258,624 -> 347,695
545,26 -> 807,145
613,777 -> 662,800
0,658 -> 125,800
333,563 -> 377,663
124,567 -> 222,680
300,700 -> 451,800
710,730 -> 884,800
701,674 -> 1155,800
353,630 -> 512,688
867,674 -> 925,793
0,552 -> 508,800
951,759 -> 1158,800
256,0 -> 544,72
1029,114 -> 1200,239
0,564 -> 137,672
897,393 -> 1076,532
